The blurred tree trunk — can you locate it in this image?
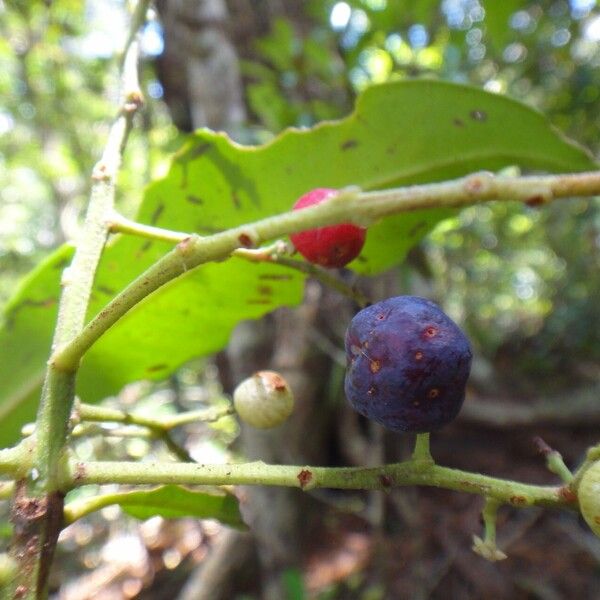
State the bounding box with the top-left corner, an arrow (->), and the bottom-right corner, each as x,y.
155,2 -> 347,598
155,0 -> 314,134
155,0 -> 246,133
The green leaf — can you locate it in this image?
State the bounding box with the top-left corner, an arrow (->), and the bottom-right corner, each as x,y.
65,485 -> 245,528
0,80 -> 595,445
131,80 -> 594,280
0,244 -> 74,443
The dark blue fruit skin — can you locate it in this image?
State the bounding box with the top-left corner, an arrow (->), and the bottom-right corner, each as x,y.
344,296 -> 472,433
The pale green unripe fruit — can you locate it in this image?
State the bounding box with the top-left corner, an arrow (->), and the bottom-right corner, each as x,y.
578,460 -> 600,537
233,371 -> 294,429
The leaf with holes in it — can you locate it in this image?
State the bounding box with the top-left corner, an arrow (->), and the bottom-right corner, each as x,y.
0,80 -> 595,447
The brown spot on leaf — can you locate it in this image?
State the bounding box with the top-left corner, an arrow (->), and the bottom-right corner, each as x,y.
259,273 -> 293,281
53,258 -> 71,270
5,296 -> 58,329
147,364 -> 168,373
341,139 -> 358,150
97,285 -> 116,296
257,285 -> 273,296
247,299 -> 271,305
187,142 -> 212,160
232,192 -> 241,209
453,117 -> 465,127
34,298 -> 56,309
186,194 -> 204,205
150,203 -> 164,225
297,469 -> 313,489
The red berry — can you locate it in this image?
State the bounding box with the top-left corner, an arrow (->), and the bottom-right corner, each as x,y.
290,188 -> 366,268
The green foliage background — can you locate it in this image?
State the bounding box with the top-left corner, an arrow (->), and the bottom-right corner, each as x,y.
0,0 -> 599,590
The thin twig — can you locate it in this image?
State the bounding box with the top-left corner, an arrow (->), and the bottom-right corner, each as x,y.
533,437 -> 573,484
77,402 -> 233,431
264,255 -> 370,307
52,170 -> 600,373
61,457 -> 573,511
109,213 -> 372,307
159,430 -> 195,463
108,211 -> 189,243
35,2 -> 148,491
76,402 -> 233,462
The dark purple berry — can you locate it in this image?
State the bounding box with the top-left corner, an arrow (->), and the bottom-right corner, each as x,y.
344,296 -> 472,433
